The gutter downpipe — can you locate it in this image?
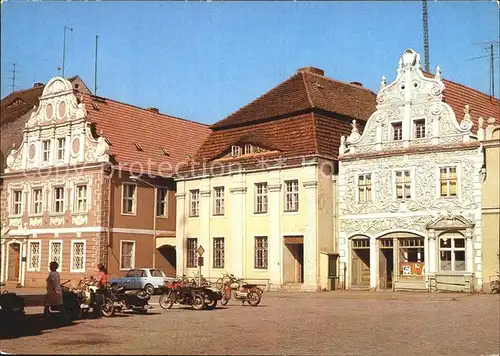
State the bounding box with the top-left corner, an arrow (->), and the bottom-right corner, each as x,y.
106,166 -> 114,263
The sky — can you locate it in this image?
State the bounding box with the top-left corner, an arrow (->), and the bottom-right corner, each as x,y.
1,1 -> 499,125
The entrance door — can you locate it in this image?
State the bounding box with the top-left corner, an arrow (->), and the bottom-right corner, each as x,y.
7,243 -> 21,282
283,237 -> 304,283
157,245 -> 176,277
351,238 -> 370,287
379,239 -> 394,289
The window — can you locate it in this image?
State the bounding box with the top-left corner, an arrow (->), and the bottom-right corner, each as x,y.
231,145 -> 242,157
413,119 -> 426,139
32,189 -> 43,215
12,190 -> 23,216
284,180 -> 299,212
150,269 -> 165,277
42,140 -> 51,161
120,241 -> 135,270
439,235 -> 466,271
440,167 -> 457,197
71,241 -> 85,272
75,185 -> 88,213
57,138 -> 66,160
395,170 -> 412,200
53,187 -> 65,213
190,190 -> 200,217
255,236 -> 268,269
213,187 -> 225,215
122,183 -> 136,214
244,144 -> 253,155
213,238 -> 225,269
255,183 -> 268,213
187,238 -> 198,268
28,241 -> 41,271
49,241 -> 62,270
391,122 -> 403,141
156,188 -> 168,217
357,174 -> 372,203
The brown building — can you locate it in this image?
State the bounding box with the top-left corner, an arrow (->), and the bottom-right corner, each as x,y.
0,76 -> 210,287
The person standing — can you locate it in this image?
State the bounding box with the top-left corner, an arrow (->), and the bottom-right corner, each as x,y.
43,261 -> 68,324
96,263 -> 109,288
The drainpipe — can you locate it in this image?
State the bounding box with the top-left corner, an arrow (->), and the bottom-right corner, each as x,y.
106,167 -> 114,263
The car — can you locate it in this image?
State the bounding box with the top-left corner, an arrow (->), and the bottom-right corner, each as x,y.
109,268 -> 175,295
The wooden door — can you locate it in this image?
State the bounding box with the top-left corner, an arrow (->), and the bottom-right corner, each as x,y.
379,248 -> 387,289
8,243 -> 20,281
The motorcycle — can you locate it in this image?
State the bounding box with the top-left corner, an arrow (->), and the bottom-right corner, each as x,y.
109,283 -> 152,314
0,284 -> 25,320
159,279 -> 221,310
220,277 -> 262,306
57,279 -> 114,319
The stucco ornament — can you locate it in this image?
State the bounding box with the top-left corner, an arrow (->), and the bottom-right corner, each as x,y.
72,215 -> 88,226
460,105 -> 474,131
50,216 -> 65,226
29,217 -> 43,227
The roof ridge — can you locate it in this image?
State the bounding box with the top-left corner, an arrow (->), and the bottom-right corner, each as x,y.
301,72 -> 315,108
304,71 -> 377,95
83,93 -> 209,128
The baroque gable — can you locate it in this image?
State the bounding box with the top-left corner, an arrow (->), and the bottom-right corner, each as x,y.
339,49 -> 477,156
4,76 -> 110,173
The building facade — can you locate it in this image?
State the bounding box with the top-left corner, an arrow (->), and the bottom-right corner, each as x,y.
0,76 -> 210,287
175,67 -> 376,291
338,49 -> 486,292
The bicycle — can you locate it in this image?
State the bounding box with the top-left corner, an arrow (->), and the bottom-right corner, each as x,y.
215,272 -> 235,290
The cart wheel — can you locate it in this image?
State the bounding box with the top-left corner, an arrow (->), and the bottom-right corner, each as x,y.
247,291 -> 261,306
192,294 -> 205,310
159,292 -> 174,309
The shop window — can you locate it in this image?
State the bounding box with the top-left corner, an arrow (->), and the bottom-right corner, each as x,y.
398,238 -> 425,277
439,236 -> 466,271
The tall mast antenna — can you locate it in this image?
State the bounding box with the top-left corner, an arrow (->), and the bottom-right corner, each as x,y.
62,26 -> 73,77
422,0 -> 430,72
94,34 -> 99,95
9,63 -> 19,93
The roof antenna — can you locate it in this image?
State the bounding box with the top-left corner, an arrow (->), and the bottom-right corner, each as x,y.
62,26 -> 73,78
7,63 -> 19,93
422,0 -> 430,72
94,34 -> 99,95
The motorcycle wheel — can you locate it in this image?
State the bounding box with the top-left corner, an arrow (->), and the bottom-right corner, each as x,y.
220,291 -> 230,306
205,298 -> 217,310
247,291 -> 261,306
159,293 -> 173,309
215,278 -> 224,290
101,298 -> 115,317
192,294 -> 205,310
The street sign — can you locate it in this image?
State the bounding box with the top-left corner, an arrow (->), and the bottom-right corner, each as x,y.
197,245 -> 205,256
197,256 -> 204,267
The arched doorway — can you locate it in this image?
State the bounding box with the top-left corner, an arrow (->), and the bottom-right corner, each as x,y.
7,242 -> 21,282
350,236 -> 370,288
157,245 -> 176,277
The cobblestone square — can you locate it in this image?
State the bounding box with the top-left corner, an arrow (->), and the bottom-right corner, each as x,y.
1,291 -> 499,355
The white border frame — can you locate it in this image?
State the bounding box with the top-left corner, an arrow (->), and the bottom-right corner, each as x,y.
119,240 -> 136,271
121,182 -> 137,216
27,239 -> 42,272
411,117 -> 427,140
354,172 -> 375,204
390,121 -> 403,141
212,236 -> 225,269
283,179 -> 300,213
10,189 -> 24,218
70,239 -> 86,273
51,185 -> 66,215
30,186 -> 45,216
254,182 -> 269,215
188,189 -> 200,218
435,163 -> 461,199
392,168 -> 416,202
253,235 -> 269,270
48,240 -> 63,272
212,186 -> 226,216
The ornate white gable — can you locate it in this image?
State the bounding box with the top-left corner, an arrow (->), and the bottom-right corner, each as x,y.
4,76 -> 110,173
339,49 -> 477,156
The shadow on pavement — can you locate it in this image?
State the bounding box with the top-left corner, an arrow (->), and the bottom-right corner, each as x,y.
0,313 -> 78,340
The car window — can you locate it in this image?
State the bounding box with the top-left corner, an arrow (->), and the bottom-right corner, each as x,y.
125,269 -> 137,277
138,270 -> 146,277
150,269 -> 163,277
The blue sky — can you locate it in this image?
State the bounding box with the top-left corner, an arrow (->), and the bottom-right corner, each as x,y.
1,1 -> 498,124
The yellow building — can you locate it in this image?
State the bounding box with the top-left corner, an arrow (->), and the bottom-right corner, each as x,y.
175,67 -> 376,291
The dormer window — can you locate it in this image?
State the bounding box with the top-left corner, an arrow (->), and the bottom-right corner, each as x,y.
231,145 -> 242,157
391,122 -> 403,141
413,119 -> 426,139
244,144 -> 253,155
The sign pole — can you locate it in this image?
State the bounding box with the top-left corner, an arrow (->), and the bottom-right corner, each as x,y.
196,245 -> 205,286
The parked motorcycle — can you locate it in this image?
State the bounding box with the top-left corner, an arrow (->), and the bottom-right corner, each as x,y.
220,278 -> 262,306
0,284 -> 25,320
109,283 -> 152,314
58,279 -> 114,319
159,279 -> 221,310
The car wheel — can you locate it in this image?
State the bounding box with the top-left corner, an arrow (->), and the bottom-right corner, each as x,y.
144,284 -> 155,295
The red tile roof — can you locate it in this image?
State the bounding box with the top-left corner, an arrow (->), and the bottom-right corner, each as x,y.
211,67 -> 376,130
81,93 -> 211,176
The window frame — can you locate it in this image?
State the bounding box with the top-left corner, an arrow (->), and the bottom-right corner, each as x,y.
231,145 -> 242,157
391,121 -> 403,141
284,180 -> 299,212
186,238 -> 198,268
189,190 -> 200,217
74,184 -> 88,213
121,183 -> 137,215
48,240 -> 63,271
52,186 -> 66,214
255,182 -> 268,214
27,240 -> 42,272
438,165 -> 459,198
155,187 -> 169,217
70,240 -> 86,273
213,237 -> 225,269
120,240 -> 136,271
393,169 -> 414,201
56,137 -> 66,161
213,186 -> 225,216
254,236 -> 268,269
244,144 -> 253,155
438,235 -> 466,272
42,139 -> 51,162
356,173 -> 373,203
31,188 -> 44,216
412,118 -> 426,139
11,189 -> 23,217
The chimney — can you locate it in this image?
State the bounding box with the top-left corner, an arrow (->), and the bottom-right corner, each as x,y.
33,83 -> 44,88
147,107 -> 159,114
297,67 -> 324,76
350,81 -> 363,87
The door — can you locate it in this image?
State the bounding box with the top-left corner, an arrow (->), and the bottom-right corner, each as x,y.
7,243 -> 20,282
124,269 -> 137,289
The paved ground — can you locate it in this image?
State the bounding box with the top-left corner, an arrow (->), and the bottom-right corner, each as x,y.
1,291 -> 499,355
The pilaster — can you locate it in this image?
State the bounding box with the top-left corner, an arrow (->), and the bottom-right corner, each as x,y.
199,184 -> 211,277
465,228 -> 473,273
268,171 -> 282,287
302,180 -> 319,290
428,230 -> 436,274
369,235 -> 378,289
175,190 -> 186,277
230,173 -> 246,278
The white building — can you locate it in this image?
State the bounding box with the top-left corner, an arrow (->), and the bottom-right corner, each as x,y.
338,49 -> 484,292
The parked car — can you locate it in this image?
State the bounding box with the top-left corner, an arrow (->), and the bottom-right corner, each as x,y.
109,268 -> 175,295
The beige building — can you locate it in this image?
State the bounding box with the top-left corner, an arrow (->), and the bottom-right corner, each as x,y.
175,67 -> 376,291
